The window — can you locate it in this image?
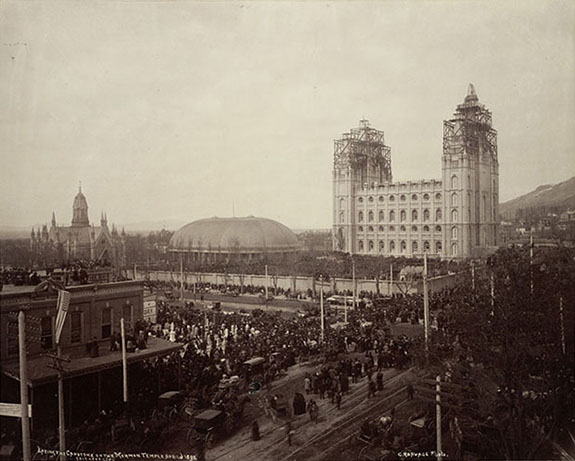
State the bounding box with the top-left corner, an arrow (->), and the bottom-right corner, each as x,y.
423,225 -> 429,232
400,210 -> 406,222
451,226 -> 458,239
436,209 -> 442,221
41,317 -> 53,349
435,193 -> 442,200
389,241 -> 395,252
368,211 -> 374,222
359,226 -> 364,232
358,197 -> 364,203
339,212 -> 344,223
339,197 -> 345,209
451,209 -> 458,222
389,211 -> 395,222
452,243 -> 458,256
423,209 -> 430,221
358,211 -> 364,222
389,225 -> 395,231
70,311 -> 82,344
389,195 -> 395,202
451,192 -> 458,207
379,240 -> 385,251
378,225 -> 384,231
359,240 -> 364,251
400,194 -> 406,202
378,210 -> 384,222
412,225 -> 418,232
411,194 -> 418,201
378,196 -> 384,202
423,241 -> 430,251
435,225 -> 442,232
451,175 -> 458,188
400,240 -> 407,252
368,196 -> 374,202
423,193 -> 430,201
400,225 -> 406,232
123,304 -> 132,332
368,240 -> 374,251
7,321 -> 18,356
102,308 -> 112,339
412,241 -> 418,253
368,226 -> 374,232
412,210 -> 418,221
436,241 -> 442,254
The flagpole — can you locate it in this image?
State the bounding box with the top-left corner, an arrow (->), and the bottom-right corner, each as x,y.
18,312 -> 31,461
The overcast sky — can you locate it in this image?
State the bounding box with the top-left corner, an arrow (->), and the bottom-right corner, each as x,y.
1,1 -> 574,230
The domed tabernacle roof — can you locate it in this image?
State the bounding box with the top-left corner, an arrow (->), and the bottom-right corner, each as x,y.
170,217 -> 301,253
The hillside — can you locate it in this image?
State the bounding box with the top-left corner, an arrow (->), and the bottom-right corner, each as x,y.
500,176 -> 575,220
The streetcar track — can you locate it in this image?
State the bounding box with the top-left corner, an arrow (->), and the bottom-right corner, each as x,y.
210,367 -> 413,461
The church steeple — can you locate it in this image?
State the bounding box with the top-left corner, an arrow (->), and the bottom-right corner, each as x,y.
51,212 -> 56,227
72,184 -> 90,227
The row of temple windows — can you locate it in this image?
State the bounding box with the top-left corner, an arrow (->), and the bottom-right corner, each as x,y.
6,306 -> 132,356
358,224 -> 442,233
357,192 -> 442,204
357,240 -> 460,255
350,208 -> 460,223
356,192 -> 463,207
358,226 -> 459,238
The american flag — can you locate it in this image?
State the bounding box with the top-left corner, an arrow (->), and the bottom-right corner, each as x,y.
55,289 -> 71,345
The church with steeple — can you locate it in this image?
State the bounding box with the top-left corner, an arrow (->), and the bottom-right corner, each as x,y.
30,186 -> 126,267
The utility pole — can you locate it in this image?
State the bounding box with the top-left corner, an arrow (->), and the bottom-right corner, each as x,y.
490,271 -> 495,314
264,264 -> 269,308
320,274 -> 324,343
389,263 -> 393,296
18,312 -> 31,461
121,318 -> 128,404
423,252 -> 430,360
180,253 -> 184,303
471,261 -> 475,291
352,258 -> 356,310
530,233 -> 534,295
560,297 -> 566,356
436,375 -> 442,461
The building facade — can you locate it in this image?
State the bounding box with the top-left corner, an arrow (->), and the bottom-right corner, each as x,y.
333,84 -> 499,258
30,186 -> 126,267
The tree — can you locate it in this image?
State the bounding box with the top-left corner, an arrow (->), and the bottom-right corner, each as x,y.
425,247 -> 575,459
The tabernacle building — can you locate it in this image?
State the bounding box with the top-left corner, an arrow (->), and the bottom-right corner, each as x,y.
332,84 -> 499,258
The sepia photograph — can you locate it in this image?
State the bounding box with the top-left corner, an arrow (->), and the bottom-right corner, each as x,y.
1,1 -> 574,460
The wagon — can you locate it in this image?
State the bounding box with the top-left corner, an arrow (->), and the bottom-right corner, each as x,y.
187,409 -> 224,448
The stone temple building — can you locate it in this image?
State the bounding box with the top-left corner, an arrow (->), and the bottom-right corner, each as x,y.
30,186 -> 126,267
332,84 -> 499,258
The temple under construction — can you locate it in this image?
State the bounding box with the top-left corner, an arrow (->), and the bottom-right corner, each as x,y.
332,84 -> 499,258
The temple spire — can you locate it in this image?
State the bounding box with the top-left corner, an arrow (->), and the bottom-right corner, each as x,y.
465,83 -> 478,103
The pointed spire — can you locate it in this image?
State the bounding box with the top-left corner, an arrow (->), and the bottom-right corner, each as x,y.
79,180 -> 82,193
464,83 -> 478,103
52,211 -> 56,226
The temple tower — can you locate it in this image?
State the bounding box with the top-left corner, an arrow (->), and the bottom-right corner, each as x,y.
442,84 -> 499,257
332,120 -> 392,253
